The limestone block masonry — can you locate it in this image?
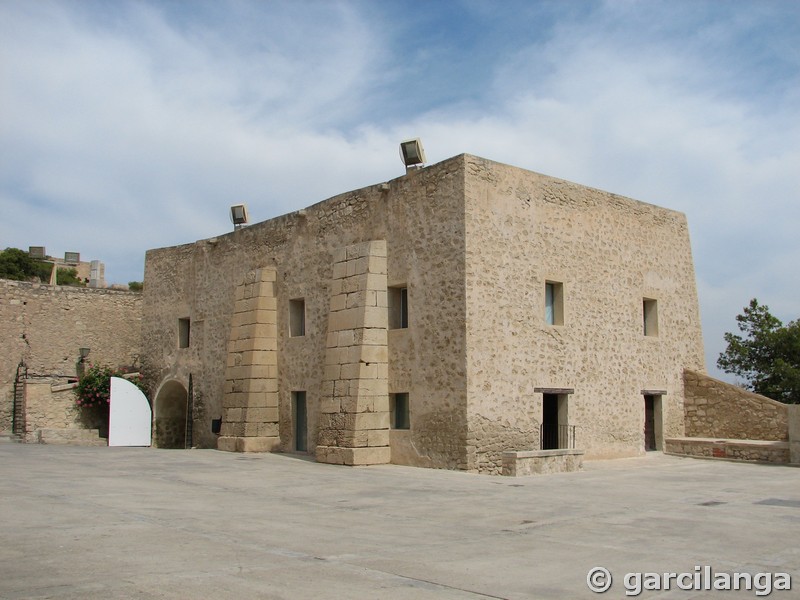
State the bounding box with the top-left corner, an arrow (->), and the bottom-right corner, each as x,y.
316,240 -> 390,466
218,268 -> 279,452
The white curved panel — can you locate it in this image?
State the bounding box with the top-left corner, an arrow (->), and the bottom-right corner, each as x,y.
109,377 -> 152,447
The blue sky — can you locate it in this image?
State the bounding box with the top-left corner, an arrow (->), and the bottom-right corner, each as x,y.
1,0 -> 798,380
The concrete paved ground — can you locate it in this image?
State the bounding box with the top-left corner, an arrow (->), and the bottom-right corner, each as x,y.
0,444 -> 798,599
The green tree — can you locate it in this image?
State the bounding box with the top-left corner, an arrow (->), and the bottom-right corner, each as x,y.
56,267 -> 85,286
0,247 -> 51,281
717,299 -> 800,404
128,281 -> 143,292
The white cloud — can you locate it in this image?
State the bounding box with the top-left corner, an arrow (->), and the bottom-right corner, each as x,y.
1,0 -> 797,382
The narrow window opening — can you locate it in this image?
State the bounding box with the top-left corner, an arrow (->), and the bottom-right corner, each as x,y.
178,318 -> 191,348
290,298 -> 306,337
643,298 -> 658,337
292,391 -> 307,452
390,392 -> 410,429
545,281 -> 564,326
388,286 -> 408,329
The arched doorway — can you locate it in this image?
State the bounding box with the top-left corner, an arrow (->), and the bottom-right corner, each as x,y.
153,380 -> 187,448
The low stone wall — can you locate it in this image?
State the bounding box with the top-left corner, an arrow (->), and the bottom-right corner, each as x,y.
790,405 -> 800,464
501,449 -> 584,476
24,381 -> 82,441
665,437 -> 790,464
23,380 -> 109,443
683,370 -> 788,441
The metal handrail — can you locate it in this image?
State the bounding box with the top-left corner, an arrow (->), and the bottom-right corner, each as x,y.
539,423 -> 576,450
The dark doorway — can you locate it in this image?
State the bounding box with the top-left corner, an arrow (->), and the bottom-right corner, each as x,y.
644,394 -> 659,451
153,380 -> 187,449
542,393 -> 560,450
293,391 -> 307,452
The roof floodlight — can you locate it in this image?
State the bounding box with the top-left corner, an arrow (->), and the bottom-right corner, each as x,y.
400,138 -> 426,171
230,204 -> 249,230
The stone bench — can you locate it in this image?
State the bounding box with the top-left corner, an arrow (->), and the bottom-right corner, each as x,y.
502,449 -> 584,476
665,437 -> 789,464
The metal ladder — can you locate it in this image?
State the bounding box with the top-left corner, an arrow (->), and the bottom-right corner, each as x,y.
12,362 -> 26,440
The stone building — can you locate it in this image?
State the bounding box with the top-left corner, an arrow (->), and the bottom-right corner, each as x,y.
26,247 -> 106,288
0,280 -> 141,442
141,154 -> 706,473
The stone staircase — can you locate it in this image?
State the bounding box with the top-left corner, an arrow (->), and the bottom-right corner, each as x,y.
36,428 -> 107,446
0,430 -> 22,443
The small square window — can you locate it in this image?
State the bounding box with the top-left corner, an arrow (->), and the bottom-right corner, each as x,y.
178,318 -> 191,348
390,392 -> 410,429
643,298 -> 658,337
388,286 -> 408,329
290,298 -> 305,337
545,281 -> 564,326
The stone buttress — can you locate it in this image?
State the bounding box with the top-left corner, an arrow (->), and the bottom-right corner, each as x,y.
217,268 -> 279,452
315,240 -> 390,465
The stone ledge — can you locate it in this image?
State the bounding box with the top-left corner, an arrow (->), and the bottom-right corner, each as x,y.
217,436 -> 280,453
665,437 -> 790,464
51,382 -> 79,393
315,445 -> 390,466
502,449 -> 584,476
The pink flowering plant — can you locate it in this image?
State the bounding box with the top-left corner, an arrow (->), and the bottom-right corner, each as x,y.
75,364 -> 146,410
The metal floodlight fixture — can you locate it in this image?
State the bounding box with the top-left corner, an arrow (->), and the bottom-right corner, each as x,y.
230,204 -> 249,229
79,347 -> 91,361
400,138 -> 426,170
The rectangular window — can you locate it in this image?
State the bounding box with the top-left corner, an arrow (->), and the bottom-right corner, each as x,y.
390,392 -> 410,429
290,298 -> 305,337
643,298 -> 658,337
178,318 -> 191,348
545,281 -> 564,326
388,286 -> 408,329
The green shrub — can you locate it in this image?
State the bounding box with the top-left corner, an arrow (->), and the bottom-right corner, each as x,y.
56,267 -> 85,286
75,364 -> 146,410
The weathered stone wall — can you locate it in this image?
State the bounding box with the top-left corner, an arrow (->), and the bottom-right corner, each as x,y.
0,280 -> 142,433
789,406 -> 800,464
665,437 -> 790,463
22,381 -> 106,443
463,156 -> 705,470
142,156 -> 468,465
23,381 -> 80,437
683,370 -> 788,441
142,153 -> 705,472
